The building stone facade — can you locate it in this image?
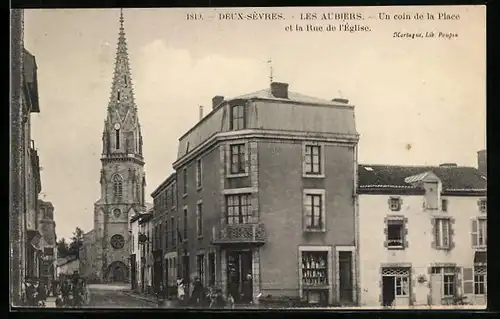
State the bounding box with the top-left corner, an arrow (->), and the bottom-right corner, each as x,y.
38,200 -> 58,282
11,9 -> 26,305
79,10 -> 147,283
150,173 -> 177,293
164,82 -> 359,305
357,163 -> 487,307
10,9 -> 47,304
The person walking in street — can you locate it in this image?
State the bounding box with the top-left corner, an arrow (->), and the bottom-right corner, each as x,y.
36,279 -> 47,307
55,292 -> 65,308
24,278 -> 36,306
156,283 -> 166,308
177,277 -> 186,306
188,276 -> 207,308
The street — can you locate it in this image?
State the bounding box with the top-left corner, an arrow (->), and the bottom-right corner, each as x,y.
86,284 -> 157,308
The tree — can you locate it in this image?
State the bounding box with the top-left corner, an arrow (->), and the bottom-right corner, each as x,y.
56,238 -> 70,258
68,227 -> 84,257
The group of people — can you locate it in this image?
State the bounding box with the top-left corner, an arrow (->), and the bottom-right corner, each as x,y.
54,275 -> 88,308
24,277 -> 50,307
155,276 -> 235,309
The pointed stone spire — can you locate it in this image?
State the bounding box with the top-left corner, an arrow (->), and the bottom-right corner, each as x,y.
102,9 -> 144,160
107,8 -> 136,123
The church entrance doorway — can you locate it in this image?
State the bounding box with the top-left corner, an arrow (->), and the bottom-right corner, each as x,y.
106,261 -> 129,283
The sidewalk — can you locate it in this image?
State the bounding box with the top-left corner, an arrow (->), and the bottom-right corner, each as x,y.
44,289 -> 91,308
123,291 -> 178,308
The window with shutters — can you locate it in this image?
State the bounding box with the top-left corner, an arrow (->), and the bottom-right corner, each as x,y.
474,266 -> 486,295
182,168 -> 188,196
384,216 -> 408,250
165,220 -> 169,249
229,143 -> 246,175
196,201 -> 203,238
183,207 -> 188,242
196,158 -> 203,190
434,218 -> 451,250
171,217 -> 176,246
302,143 -> 325,178
471,217 -> 487,248
303,190 -> 326,232
226,194 -> 252,224
443,268 -> 456,297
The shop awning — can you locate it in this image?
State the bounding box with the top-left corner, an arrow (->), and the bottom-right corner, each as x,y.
474,251 -> 487,264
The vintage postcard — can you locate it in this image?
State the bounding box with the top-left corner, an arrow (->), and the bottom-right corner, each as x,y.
10,6 -> 486,310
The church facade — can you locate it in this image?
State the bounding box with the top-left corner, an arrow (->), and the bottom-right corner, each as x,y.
79,11 -> 148,283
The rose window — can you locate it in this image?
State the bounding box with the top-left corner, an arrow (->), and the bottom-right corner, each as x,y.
110,234 -> 125,249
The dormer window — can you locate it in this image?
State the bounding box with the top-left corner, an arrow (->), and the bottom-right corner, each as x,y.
230,105 -> 245,130
388,197 -> 402,212
124,76 -> 128,87
117,90 -> 121,102
424,181 -> 439,210
478,199 -> 487,213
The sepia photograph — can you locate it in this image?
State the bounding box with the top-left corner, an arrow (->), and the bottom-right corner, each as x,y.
10,6 -> 486,310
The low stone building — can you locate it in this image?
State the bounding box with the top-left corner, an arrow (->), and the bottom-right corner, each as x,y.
56,256 -> 80,277
129,210 -> 153,293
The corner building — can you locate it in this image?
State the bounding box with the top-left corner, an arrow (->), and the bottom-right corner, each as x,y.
172,82 -> 359,305
79,11 -> 148,283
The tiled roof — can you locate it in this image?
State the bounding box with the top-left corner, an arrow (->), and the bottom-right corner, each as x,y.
231,88 -> 352,107
358,164 -> 486,194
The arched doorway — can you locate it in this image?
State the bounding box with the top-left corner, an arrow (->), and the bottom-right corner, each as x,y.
106,261 -> 129,283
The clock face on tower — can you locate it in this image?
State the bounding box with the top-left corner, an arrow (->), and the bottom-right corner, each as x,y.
114,123 -> 121,130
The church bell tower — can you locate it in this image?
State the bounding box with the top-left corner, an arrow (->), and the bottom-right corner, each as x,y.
92,9 -> 146,283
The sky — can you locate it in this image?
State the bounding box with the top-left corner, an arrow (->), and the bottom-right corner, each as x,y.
23,6 -> 486,240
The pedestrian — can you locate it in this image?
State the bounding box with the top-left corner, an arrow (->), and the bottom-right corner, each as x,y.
209,288 -> 227,309
188,276 -> 206,307
55,292 -> 65,308
36,279 -> 47,307
24,278 -> 36,306
176,277 -> 186,305
227,292 -> 235,309
156,283 -> 166,307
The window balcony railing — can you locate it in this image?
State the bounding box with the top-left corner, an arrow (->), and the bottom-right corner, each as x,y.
212,222 -> 267,246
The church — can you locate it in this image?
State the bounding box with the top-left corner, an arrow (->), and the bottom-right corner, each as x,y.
79,10 -> 151,283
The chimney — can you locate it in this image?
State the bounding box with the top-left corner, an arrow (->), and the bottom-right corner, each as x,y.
199,105 -> 203,121
439,163 -> 458,168
332,98 -> 349,104
270,82 -> 289,99
477,149 -> 487,175
212,95 -> 224,109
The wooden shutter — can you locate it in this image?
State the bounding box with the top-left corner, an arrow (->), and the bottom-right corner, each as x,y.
471,219 -> 478,247
462,268 -> 474,295
302,144 -> 308,175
